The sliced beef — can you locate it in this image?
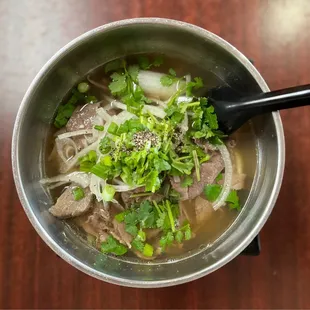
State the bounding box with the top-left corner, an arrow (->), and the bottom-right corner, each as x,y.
66,103 -> 100,131
109,203 -> 133,248
169,177 -> 189,200
121,187 -> 164,208
75,201 -> 111,247
171,154 -> 224,201
49,187 -> 93,219
66,103 -> 100,150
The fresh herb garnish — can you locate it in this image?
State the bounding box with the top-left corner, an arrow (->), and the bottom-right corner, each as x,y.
101,184 -> 116,202
101,235 -> 128,256
203,184 -> 241,210
72,187 -> 84,201
160,68 -> 179,87
94,125 -> 104,131
137,55 -> 164,70
79,150 -> 97,172
181,176 -> 193,188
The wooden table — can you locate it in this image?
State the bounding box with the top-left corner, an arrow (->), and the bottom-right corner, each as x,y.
1,0 -> 310,308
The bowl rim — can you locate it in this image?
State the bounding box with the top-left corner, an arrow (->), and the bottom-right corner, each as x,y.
12,17 -> 285,287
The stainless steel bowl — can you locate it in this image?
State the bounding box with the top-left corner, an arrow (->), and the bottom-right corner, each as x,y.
12,18 -> 285,287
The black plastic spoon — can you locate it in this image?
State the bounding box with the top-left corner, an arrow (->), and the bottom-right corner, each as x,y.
210,84 -> 310,134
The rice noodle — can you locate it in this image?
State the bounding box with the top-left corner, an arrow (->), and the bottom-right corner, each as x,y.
111,100 -> 127,111
57,129 -> 93,140
48,181 -> 68,189
148,97 -> 167,108
97,107 -> 112,122
212,144 -> 233,210
40,172 -> 90,188
62,139 -> 101,172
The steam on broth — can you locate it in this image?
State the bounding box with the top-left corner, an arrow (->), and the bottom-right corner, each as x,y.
42,54 -> 255,260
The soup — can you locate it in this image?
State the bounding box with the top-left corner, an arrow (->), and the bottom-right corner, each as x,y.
41,54 -> 255,260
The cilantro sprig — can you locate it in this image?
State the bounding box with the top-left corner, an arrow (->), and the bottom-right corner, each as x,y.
203,184 -> 241,210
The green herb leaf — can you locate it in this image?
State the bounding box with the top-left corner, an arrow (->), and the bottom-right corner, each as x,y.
184,224 -> 192,240
94,125 -> 104,131
160,75 -> 175,87
131,236 -> 144,252
101,184 -> 116,202
160,231 -> 174,250
226,190 -> 240,210
186,77 -> 203,96
108,72 -> 127,95
128,65 -> 139,82
215,173 -> 223,182
99,136 -> 112,154
143,243 -> 154,257
203,184 -> 222,202
107,122 -> 119,135
137,201 -> 156,228
101,235 -> 127,256
181,176 -> 193,188
175,230 -> 184,243
72,187 -> 84,201
79,150 -> 97,172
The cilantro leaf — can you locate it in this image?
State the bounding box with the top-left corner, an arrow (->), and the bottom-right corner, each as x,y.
128,65 -> 139,82
186,77 -> 204,97
160,231 -> 174,250
168,68 -> 176,76
137,201 -> 156,228
181,175 -> 193,188
184,224 -> 192,240
215,173 -> 223,182
132,236 -> 144,252
101,236 -> 127,256
175,230 -> 184,243
108,72 -> 127,95
226,190 -> 240,210
138,55 -> 164,70
160,75 -> 175,87
203,184 -> 222,202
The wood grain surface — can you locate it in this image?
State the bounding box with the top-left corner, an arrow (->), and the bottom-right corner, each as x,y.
1,0 -> 310,308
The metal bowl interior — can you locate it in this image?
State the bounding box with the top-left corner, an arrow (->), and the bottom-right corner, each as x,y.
12,18 -> 285,287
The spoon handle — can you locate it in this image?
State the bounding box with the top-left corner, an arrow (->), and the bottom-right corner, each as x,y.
226,84 -> 310,113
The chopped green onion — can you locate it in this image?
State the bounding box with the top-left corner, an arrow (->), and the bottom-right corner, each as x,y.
101,155 -> 112,167
107,122 -> 119,135
77,82 -> 90,93
72,187 -> 84,201
143,243 -> 154,257
192,150 -> 200,182
138,230 -> 146,242
94,125 -> 104,131
102,184 -> 115,202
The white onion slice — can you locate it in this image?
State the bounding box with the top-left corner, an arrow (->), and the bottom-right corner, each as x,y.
57,129 -> 93,140
62,139 -> 100,173
212,143 -> 233,210
90,174 -> 104,201
138,70 -> 185,100
97,107 -> 112,122
40,172 -> 90,188
55,138 -> 78,163
143,105 -> 166,119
